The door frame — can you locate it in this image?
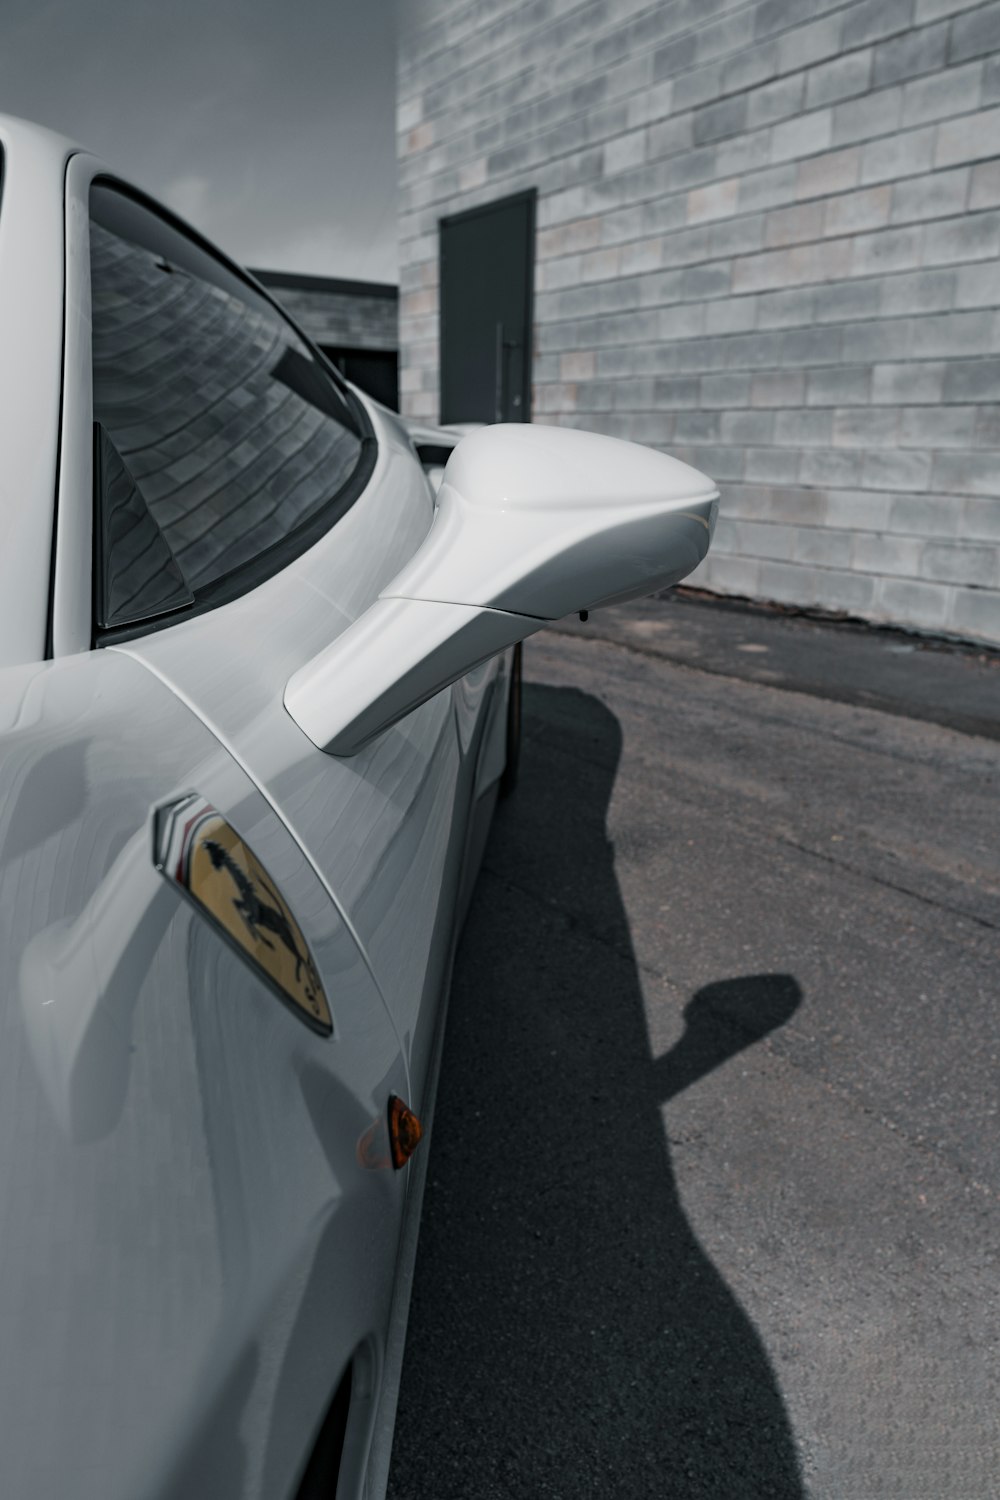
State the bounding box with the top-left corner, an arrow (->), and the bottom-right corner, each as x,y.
438,187 -> 536,425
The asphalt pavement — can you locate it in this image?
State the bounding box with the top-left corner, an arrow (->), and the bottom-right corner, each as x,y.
387,593 -> 1000,1500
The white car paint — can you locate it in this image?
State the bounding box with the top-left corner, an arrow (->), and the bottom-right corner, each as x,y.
0,113 -> 717,1499
286,424 -> 718,755
0,116 -> 73,664
1,648 -> 405,1499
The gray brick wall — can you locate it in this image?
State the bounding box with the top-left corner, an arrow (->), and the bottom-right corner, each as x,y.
253,274 -> 399,351
398,0 -> 1000,646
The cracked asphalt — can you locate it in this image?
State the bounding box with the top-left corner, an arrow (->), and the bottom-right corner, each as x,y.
387,593 -> 1000,1500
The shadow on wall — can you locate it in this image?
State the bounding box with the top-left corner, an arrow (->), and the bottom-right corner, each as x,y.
388,684 -> 804,1500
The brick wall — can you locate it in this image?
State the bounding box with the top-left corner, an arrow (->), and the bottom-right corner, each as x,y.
398,0 -> 1000,645
253,272 -> 398,351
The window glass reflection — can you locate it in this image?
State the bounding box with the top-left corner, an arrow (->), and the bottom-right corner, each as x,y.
90,184 -> 362,598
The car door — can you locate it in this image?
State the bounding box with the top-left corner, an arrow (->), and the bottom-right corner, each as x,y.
0,643 -> 407,1500
55,159 -> 488,1111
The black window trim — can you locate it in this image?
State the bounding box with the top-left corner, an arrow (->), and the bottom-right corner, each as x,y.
89,174 -> 377,648
45,144 -> 65,662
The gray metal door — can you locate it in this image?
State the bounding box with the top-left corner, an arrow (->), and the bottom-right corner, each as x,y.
439,189 -> 535,425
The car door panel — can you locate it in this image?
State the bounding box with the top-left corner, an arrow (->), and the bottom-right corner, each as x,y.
0,648 -> 406,1500
113,403 -> 474,1107
63,164 -> 498,1115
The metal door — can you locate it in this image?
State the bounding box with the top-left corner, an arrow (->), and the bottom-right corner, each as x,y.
439,190 -> 535,425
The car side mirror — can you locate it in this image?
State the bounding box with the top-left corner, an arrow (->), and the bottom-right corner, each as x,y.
284,424 -> 718,756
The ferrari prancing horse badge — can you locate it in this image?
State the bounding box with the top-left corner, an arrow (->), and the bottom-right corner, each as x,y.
155,794 -> 333,1035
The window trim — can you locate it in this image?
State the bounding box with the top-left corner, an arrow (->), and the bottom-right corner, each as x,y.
86,174 -> 377,648
46,145 -> 63,661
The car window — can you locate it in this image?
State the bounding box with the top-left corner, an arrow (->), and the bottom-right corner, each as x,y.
89,180 -> 370,630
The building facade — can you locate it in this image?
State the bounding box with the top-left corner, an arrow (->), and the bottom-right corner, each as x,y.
397,0 -> 1000,644
253,271 -> 400,408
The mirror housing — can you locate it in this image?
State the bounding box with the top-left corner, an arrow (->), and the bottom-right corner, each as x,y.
285,424 -> 717,756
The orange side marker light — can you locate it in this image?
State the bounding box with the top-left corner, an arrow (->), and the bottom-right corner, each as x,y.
388,1094 -> 423,1169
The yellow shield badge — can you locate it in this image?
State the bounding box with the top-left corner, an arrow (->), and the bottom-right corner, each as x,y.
155,794 -> 332,1035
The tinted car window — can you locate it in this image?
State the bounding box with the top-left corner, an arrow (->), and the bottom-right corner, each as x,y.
90,182 -> 364,611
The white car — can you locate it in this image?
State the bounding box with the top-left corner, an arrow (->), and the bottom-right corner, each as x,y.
0,114 -> 718,1499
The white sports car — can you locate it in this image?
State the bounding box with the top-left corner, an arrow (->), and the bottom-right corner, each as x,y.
0,114 -> 718,1499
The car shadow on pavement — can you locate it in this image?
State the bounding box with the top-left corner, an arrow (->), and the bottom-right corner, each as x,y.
388,684 -> 804,1500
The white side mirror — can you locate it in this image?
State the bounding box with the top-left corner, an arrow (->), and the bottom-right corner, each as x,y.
285,424 -> 718,756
